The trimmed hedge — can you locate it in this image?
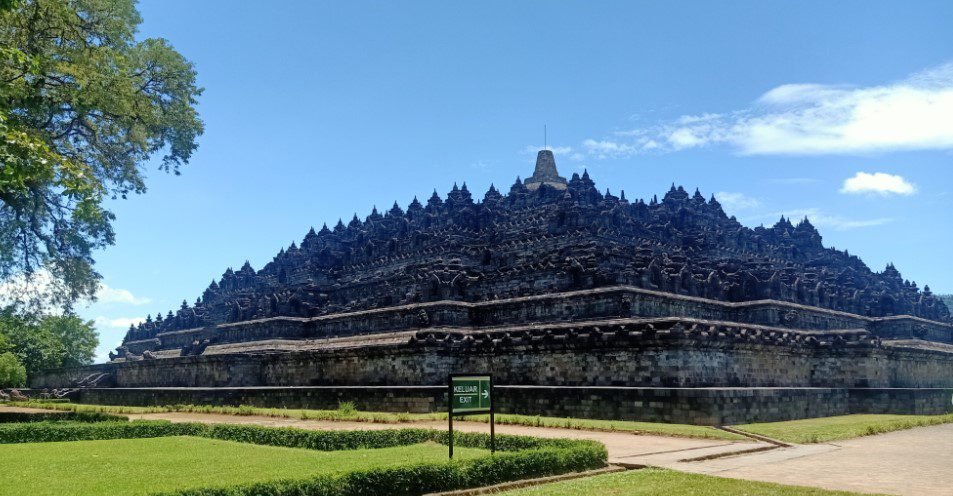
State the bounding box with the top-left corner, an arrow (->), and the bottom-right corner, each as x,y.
200,424 -> 437,451
197,424 -> 588,453
155,443 -> 607,496
0,420 -> 597,452
0,421 -> 607,495
0,420 -> 203,444
0,411 -> 124,423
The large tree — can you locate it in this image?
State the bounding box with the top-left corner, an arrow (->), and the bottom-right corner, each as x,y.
0,0 -> 202,312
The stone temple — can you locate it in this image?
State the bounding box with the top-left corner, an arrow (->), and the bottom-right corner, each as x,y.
34,150 -> 953,424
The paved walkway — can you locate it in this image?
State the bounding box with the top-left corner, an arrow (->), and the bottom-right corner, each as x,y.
4,406 -> 949,495
669,423 -> 953,496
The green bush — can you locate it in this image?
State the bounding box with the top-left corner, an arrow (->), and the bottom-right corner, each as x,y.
0,411 -> 125,423
163,475 -> 340,496
0,419 -> 605,454
0,420 -> 203,444
235,405 -> 255,416
201,424 -> 437,451
164,426 -> 606,496
0,421 -> 607,495
337,401 -> 357,415
155,442 -> 606,496
0,352 -> 27,388
196,424 -> 604,455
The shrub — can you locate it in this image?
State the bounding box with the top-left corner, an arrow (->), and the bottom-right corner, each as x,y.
339,462 -> 464,496
0,420 -> 203,444
0,411 -> 125,423
164,475 -> 340,496
0,419 -> 605,455
337,401 -> 357,415
154,441 -> 606,496
200,424 -> 437,451
0,352 -> 27,388
164,426 -> 606,496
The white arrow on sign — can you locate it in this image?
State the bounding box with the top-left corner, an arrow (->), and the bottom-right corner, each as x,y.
482,390 -> 489,399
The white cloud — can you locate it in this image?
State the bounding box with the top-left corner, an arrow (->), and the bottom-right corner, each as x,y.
668,127 -> 709,149
1,273 -> 150,308
96,283 -> 151,305
675,113 -> 724,125
840,172 -> 916,196
748,208 -> 893,231
590,61 -> 953,156
95,316 -> 144,329
582,139 -> 637,159
714,192 -> 761,211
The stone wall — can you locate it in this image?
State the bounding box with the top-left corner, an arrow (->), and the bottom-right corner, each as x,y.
30,299 -> 953,425
28,363 -> 115,388
848,388 -> 953,415
56,385 -> 951,425
76,386 -> 444,413
122,286 -> 949,357
497,386 -> 849,425
868,317 -> 953,343
54,386 -> 849,425
33,327 -> 953,391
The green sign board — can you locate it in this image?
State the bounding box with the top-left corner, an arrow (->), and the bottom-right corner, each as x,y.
448,374 -> 494,458
450,375 -> 492,413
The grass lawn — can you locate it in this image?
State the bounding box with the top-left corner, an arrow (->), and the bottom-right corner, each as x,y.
498,468 -> 877,495
0,436 -> 487,496
735,413 -> 953,444
6,402 -> 743,440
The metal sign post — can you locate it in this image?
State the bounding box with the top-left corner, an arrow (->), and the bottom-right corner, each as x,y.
448,373 -> 494,459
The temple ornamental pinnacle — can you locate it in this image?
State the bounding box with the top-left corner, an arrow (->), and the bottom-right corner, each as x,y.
33,150 -> 953,425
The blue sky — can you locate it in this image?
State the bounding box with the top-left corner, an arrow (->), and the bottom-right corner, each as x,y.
80,1 -> 953,361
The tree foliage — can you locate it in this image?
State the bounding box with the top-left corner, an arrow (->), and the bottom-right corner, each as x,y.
0,308 -> 97,376
0,351 -> 27,387
0,332 -> 27,387
0,0 -> 203,311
